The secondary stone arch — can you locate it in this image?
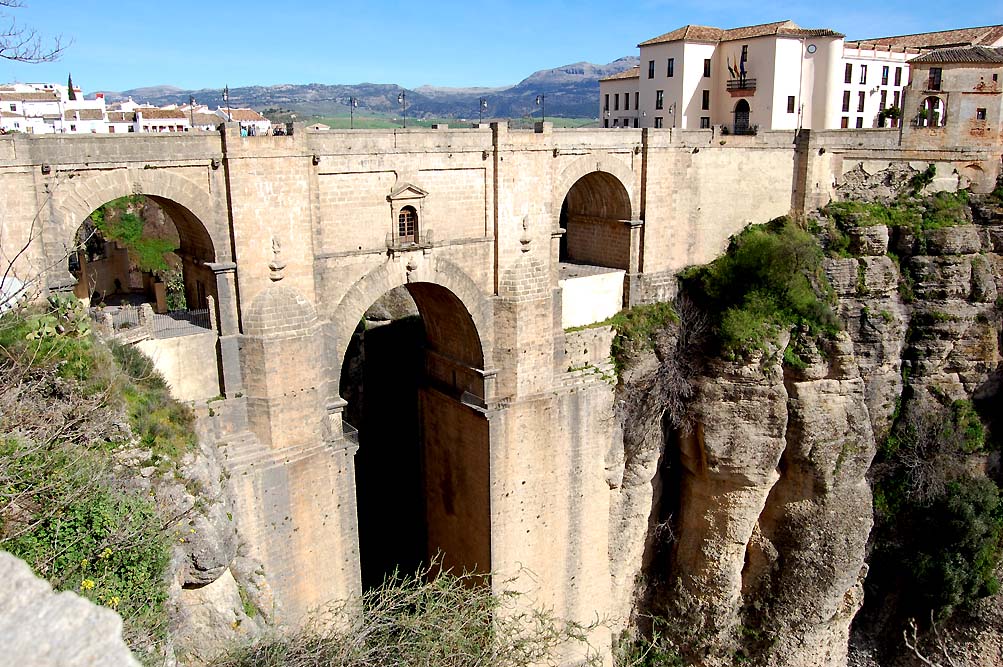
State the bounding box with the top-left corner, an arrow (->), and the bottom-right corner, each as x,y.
331,256 -> 493,380
552,153 -> 638,223
47,168 -> 228,264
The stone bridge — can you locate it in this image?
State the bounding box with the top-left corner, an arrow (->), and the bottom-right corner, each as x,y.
1,123 -> 998,649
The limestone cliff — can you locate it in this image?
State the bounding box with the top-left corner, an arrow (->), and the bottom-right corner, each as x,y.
609,171 -> 1003,666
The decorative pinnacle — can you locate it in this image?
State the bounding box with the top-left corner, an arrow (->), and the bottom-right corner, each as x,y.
268,236 -> 286,281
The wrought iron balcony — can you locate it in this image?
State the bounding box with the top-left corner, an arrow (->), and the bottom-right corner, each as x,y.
726,77 -> 757,91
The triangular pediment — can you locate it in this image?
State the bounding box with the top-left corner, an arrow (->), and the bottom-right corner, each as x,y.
387,183 -> 428,201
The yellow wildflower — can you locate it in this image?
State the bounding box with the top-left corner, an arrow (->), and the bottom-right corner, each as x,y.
100,548 -> 113,559
80,579 -> 96,591
108,596 -> 121,608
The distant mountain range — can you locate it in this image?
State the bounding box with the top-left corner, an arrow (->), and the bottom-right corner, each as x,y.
92,57 -> 639,120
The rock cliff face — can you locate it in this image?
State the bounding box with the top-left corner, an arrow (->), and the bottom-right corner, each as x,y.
610,172 -> 1003,666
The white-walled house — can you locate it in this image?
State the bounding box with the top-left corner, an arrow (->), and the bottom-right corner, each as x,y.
214,107 -> 271,135
600,68 -> 640,127
600,20 -> 1003,132
135,107 -> 189,133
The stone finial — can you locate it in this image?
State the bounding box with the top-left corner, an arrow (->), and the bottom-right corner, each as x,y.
268,236 -> 286,281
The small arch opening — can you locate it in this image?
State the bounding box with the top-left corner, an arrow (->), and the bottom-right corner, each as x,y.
733,99 -> 751,134
919,96 -> 945,127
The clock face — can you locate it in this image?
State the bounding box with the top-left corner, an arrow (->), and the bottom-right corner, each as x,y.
807,44 -> 817,54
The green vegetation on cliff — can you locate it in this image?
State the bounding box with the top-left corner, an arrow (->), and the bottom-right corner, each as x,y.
680,217 -> 838,357
0,297 -> 189,657
89,196 -> 178,274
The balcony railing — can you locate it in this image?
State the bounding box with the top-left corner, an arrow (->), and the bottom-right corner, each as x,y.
720,124 -> 758,136
726,77 -> 757,91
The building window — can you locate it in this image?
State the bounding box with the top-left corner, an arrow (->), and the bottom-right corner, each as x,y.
928,67 -> 942,91
920,96 -> 944,127
703,58 -> 711,77
128,126 -> 135,132
634,118 -> 639,128
624,94 -> 629,111
613,119 -> 619,127
840,117 -> 849,128
398,206 -> 418,244
8,103 -> 14,111
666,58 -> 674,77
614,94 -> 619,111
893,90 -> 900,107
894,67 -> 902,86
603,119 -> 609,128
855,117 -> 864,128
700,116 -> 710,128
109,126 -> 115,133
70,124 -> 76,131
976,108 -> 987,121
654,116 -> 663,128
655,90 -> 664,110
842,91 -> 851,113
994,74 -> 999,83
881,66 -> 889,85
844,63 -> 852,84
859,65 -> 868,85
648,60 -> 655,79
879,90 -> 887,110
634,92 -> 639,109
857,91 -> 865,113
604,94 -> 609,111
787,96 -> 796,114
701,90 -> 710,110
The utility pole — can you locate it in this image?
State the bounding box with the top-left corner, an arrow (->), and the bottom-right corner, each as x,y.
189,95 -> 195,129
479,97 -> 487,123
223,86 -> 231,122
397,90 -> 406,128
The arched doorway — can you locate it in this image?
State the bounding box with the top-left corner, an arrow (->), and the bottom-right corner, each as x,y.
558,171 -> 632,269
340,281 -> 490,590
66,194 -> 223,400
734,99 -> 751,134
919,96 -> 945,127
69,194 -> 217,312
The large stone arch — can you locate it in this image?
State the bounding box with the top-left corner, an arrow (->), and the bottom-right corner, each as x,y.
46,167 -> 228,264
330,255 -> 493,382
551,153 -> 638,224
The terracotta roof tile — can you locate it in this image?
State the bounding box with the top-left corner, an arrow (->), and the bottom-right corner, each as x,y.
106,111 -> 135,123
0,91 -> 59,101
850,25 -> 1003,49
600,67 -> 640,82
639,20 -> 842,47
136,107 -> 186,120
224,108 -> 267,122
908,45 -> 1003,64
191,112 -> 221,126
62,109 -> 104,121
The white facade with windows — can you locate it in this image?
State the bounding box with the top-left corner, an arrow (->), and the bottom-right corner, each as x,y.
600,20 -> 1003,132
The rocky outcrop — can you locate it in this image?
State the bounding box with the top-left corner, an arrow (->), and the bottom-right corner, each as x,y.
0,551 -> 139,667
611,182 -> 1003,666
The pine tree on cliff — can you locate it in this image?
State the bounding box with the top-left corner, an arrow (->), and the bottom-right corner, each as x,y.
67,73 -> 76,100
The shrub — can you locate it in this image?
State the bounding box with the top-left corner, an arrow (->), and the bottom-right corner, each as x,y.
609,301 -> 678,373
680,217 -> 838,357
211,564 -> 600,667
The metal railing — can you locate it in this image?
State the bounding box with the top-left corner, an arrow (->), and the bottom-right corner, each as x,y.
726,77 -> 757,91
720,124 -> 758,136
152,308 -> 212,339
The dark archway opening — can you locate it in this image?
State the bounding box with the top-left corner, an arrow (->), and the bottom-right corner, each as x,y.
341,283 -> 490,591
734,99 -> 751,134
558,171 -> 632,270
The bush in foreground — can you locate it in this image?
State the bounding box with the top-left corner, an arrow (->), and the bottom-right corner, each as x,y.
211,565 -> 601,667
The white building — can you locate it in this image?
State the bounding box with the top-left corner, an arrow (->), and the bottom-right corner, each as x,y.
214,107 -> 271,135
600,20 -> 1003,132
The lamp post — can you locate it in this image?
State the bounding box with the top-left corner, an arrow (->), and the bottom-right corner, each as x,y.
479,97 -> 487,123
189,95 -> 195,129
604,109 -> 610,127
349,96 -> 358,129
397,90 -> 406,128
667,103 -> 676,128
535,94 -> 546,123
222,86 -> 232,122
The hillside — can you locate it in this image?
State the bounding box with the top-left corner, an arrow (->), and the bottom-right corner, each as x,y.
92,57 -> 639,120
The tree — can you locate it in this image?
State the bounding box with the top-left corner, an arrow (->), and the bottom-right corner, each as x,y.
0,1 -> 67,63
66,72 -> 75,99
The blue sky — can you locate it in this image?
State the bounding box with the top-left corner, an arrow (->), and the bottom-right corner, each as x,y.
4,1 -> 1003,93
